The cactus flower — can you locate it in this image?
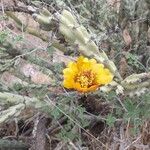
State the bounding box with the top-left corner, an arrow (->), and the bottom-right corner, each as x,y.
63,56 -> 113,92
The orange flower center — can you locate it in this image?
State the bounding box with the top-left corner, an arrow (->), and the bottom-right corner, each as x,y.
75,70 -> 95,88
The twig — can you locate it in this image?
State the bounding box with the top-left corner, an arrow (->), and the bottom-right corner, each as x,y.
124,135 -> 141,150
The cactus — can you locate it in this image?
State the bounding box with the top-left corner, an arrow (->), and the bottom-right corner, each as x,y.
5,8 -> 150,95
128,88 -> 149,97
121,72 -> 150,90
6,8 -> 122,80
121,72 -> 150,97
0,104 -> 25,123
99,72 -> 150,96
0,92 -> 52,123
32,9 -> 122,80
1,4 -> 150,128
58,10 -> 122,80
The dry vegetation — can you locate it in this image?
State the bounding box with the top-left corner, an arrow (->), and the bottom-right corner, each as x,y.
0,0 -> 150,150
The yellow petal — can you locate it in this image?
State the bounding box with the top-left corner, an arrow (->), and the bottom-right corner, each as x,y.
96,69 -> 113,85
63,79 -> 74,88
92,64 -> 104,74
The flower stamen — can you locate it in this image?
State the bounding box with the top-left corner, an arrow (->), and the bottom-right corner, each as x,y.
76,70 -> 95,88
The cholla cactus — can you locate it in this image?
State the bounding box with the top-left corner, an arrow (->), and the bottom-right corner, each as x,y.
121,72 -> 150,96
0,92 -> 52,123
1,2 -> 150,128
33,9 -> 122,80
121,72 -> 150,90
27,8 -> 150,96
4,7 -> 150,95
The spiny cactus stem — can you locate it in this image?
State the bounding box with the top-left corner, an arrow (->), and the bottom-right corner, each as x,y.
5,12 -> 66,53
0,104 -> 25,123
123,79 -> 150,90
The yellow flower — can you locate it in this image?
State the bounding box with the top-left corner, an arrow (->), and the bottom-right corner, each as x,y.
63,56 -> 113,92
